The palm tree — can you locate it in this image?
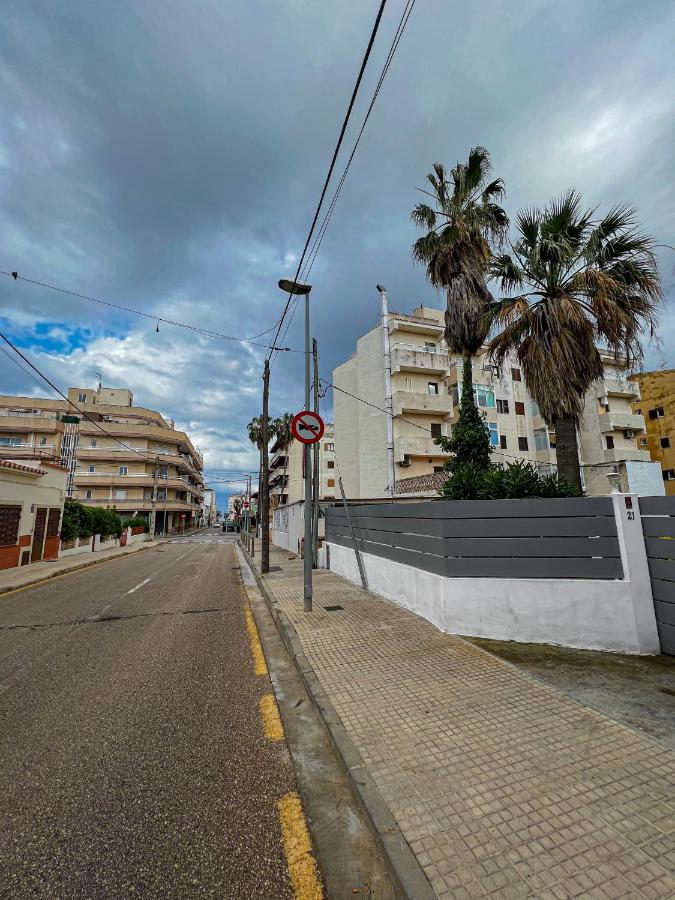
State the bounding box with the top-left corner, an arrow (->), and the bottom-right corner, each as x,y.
272,412 -> 293,505
487,190 -> 661,491
247,414 -> 274,522
411,147 -> 508,464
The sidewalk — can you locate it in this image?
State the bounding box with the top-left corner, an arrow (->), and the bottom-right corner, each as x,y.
0,540 -> 157,595
254,545 -> 675,899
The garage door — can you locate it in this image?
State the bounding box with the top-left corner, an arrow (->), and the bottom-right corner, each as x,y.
640,496 -> 675,656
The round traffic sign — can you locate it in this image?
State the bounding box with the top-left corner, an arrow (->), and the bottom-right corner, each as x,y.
243,500 -> 250,509
291,410 -> 325,445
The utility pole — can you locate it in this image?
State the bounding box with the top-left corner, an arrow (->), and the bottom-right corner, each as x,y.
376,284 -> 395,499
149,458 -> 159,537
312,337 -> 320,568
261,360 -> 270,573
278,278 -> 313,612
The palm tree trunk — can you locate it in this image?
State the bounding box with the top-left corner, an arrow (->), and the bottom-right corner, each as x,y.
553,413 -> 583,493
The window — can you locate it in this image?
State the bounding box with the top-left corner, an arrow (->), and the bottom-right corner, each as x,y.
324,442 -> 334,452
85,490 -> 92,500
531,401 -> 540,417
487,422 -> 499,446
518,436 -> 529,451
424,342 -> 436,351
39,437 -> 47,446
496,399 -> 509,414
430,423 -> 442,439
511,368 -> 522,382
119,466 -> 128,475
515,401 -> 526,416
158,490 -> 167,500
158,466 -> 168,478
661,437 -> 670,449
115,489 -> 126,500
0,437 -> 23,447
433,466 -> 444,473
428,382 -> 439,395
534,428 -> 549,451
649,407 -> 665,419
499,435 -> 507,450
327,478 -> 335,487
475,385 -> 495,408
88,465 -> 95,473
327,460 -> 335,469
635,408 -> 642,416
91,438 -> 97,447
78,393 -> 86,403
606,436 -> 615,450
0,505 -> 21,546
663,469 -> 675,481
640,437 -> 648,446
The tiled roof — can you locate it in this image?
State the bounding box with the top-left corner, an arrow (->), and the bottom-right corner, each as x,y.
395,471 -> 446,495
0,459 -> 47,476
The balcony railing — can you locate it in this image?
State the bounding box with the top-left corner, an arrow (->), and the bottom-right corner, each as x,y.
597,412 -> 646,434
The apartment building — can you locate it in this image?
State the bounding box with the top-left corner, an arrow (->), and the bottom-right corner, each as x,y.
334,305 -> 659,498
0,385 -> 204,533
269,424 -> 336,507
632,369 -> 675,496
202,488 -> 217,526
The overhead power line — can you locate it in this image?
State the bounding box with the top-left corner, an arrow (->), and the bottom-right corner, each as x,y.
0,270 -> 301,353
267,0 -> 389,366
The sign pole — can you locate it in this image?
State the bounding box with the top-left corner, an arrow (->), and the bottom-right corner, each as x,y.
303,291 -> 313,611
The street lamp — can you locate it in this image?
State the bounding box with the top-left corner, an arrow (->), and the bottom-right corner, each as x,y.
278,278 -> 314,612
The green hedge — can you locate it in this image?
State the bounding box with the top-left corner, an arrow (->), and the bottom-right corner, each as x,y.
62,499 -> 123,541
122,516 -> 149,532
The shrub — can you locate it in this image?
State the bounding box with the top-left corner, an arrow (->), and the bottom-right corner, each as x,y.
122,516 -> 149,532
439,460 -> 579,500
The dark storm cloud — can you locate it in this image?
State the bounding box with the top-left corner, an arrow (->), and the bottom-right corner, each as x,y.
1,0 -> 674,477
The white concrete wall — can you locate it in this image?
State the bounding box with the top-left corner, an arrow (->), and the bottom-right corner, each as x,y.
327,494 -> 660,655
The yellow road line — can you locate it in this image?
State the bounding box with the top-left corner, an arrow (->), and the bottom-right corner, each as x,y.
277,791 -> 323,900
259,693 -> 284,741
244,602 -> 268,676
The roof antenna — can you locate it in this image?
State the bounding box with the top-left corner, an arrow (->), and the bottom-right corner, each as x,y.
95,370 -> 102,392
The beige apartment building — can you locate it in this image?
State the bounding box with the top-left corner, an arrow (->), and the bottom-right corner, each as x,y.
269,423 -> 336,507
0,385 -> 204,533
334,305 -> 662,498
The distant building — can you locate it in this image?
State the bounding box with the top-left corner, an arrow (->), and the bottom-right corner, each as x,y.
0,458 -> 67,569
227,494 -> 244,519
0,385 -> 204,533
202,488 -> 217,526
632,369 -> 675,495
334,304 -> 660,498
268,424 -> 336,508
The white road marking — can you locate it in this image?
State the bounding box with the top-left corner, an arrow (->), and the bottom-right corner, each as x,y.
126,576 -> 152,594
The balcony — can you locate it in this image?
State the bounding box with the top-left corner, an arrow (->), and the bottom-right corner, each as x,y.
602,448 -> 653,464
0,413 -> 61,432
72,496 -> 201,512
391,344 -> 450,377
392,390 -> 453,417
597,412 -> 646,434
395,435 -> 450,463
599,378 -> 640,401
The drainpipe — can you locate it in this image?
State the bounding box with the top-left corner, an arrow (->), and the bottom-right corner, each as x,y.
377,284 -> 395,499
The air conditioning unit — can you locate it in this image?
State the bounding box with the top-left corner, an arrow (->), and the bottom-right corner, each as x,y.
399,454 -> 411,468
624,429 -> 635,439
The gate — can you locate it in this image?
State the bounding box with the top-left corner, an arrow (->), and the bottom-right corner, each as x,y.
639,496 -> 675,656
31,507 -> 47,562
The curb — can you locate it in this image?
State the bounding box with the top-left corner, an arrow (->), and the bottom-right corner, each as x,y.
0,541 -> 158,596
238,542 -> 436,900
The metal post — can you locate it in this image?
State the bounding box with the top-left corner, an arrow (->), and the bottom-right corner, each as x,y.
377,285 -> 395,498
312,337 -> 320,568
338,476 -> 367,590
303,292 -> 313,611
149,458 -> 159,537
261,360 -> 270,573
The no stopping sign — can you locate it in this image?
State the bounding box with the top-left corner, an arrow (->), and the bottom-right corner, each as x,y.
291,410 -> 325,445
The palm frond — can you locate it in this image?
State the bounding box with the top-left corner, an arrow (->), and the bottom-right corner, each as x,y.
411,203 -> 437,230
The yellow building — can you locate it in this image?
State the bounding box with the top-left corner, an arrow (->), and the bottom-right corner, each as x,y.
0,385 -> 204,533
633,369 -> 675,495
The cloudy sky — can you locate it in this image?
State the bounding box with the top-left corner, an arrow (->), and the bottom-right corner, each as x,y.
1,0 -> 674,506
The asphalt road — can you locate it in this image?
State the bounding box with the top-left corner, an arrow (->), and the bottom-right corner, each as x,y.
0,530 -> 298,898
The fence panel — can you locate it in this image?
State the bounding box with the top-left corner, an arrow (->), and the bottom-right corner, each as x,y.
639,496 -> 675,655
325,497 -> 622,581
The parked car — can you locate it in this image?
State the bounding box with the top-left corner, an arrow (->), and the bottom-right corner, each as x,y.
222,521 -> 238,533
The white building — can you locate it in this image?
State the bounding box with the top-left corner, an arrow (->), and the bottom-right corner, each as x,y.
334,304 -> 661,498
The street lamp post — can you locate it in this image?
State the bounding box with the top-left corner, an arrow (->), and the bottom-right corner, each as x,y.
278,278 -> 313,612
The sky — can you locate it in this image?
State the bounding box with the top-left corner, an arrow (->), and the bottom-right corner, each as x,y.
1,0 -> 674,509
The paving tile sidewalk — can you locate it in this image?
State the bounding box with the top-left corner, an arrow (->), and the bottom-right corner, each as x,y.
0,540 -> 157,595
258,545 -> 675,900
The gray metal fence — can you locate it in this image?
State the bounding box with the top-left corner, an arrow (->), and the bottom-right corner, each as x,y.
325,497 -> 623,580
639,495 -> 675,656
